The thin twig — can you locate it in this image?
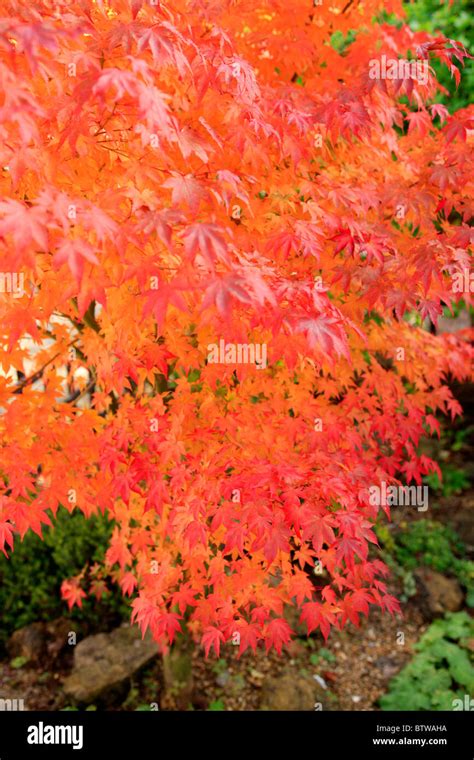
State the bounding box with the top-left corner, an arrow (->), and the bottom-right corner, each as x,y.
12,340 -> 78,395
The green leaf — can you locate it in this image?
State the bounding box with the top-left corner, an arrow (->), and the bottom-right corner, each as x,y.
10,656 -> 29,669
208,699 -> 225,711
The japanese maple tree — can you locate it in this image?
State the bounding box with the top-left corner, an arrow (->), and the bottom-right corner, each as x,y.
0,0 -> 472,657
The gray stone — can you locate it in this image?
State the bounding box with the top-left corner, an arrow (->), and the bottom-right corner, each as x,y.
260,668 -> 334,711
216,671 -> 230,687
62,625 -> 158,705
374,655 -> 401,681
437,309 -> 471,335
7,622 -> 47,664
414,567 -> 463,618
45,618 -> 74,661
7,618 -> 76,665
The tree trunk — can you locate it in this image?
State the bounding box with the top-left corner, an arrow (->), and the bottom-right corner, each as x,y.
161,635 -> 194,710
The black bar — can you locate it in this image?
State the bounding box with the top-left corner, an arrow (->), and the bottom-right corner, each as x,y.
0,710 -> 471,758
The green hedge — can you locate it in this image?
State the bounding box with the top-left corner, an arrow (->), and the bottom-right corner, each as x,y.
0,507 -> 128,648
380,612 -> 474,710
405,0 -> 474,112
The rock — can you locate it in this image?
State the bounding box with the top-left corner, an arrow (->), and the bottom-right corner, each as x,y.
7,618 -> 78,666
374,655 -> 401,681
7,622 -> 47,664
437,309 -> 471,335
216,671 -> 230,687
260,668 -> 334,711
313,674 -> 327,690
45,618 -> 74,662
414,568 -> 463,618
62,625 -> 158,706
248,668 -> 265,688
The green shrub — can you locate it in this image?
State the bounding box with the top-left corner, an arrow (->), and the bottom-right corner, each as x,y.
380,611 -> 474,710
424,464 -> 471,497
391,519 -> 464,572
0,506 -> 128,648
405,0 -> 474,112
378,1 -> 473,112
376,519 -> 474,605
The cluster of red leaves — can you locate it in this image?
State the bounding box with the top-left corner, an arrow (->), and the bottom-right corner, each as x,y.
0,0 -> 472,656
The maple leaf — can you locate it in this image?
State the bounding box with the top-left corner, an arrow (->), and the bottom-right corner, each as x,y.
234,620 -> 261,656
201,274 -> 253,317
295,314 -> 350,359
182,223 -> 231,268
401,459 -> 423,485
0,199 -> 48,258
83,204 -> 119,243
61,578 -> 87,610
7,21 -> 61,72
419,298 -> 442,325
172,584 -> 199,615
202,626 -> 225,658
430,103 -> 449,124
336,535 -> 367,569
157,612 -> 182,644
262,518 -> 291,563
302,512 -> 336,553
265,230 -> 298,259
120,572 -> 137,596
288,571 -> 314,607
265,618 -> 292,654
174,126 -> 210,163
92,68 -> 137,101
135,23 -> 190,76
0,519 -> 14,557
381,593 -> 401,616
184,520 -> 207,549
131,595 -> 161,638
135,207 -> 184,249
430,164 -> 458,191
300,602 -> 337,639
162,173 -> 207,213
340,589 -> 372,626
53,239 -> 99,281
142,280 -> 188,327
332,229 -> 356,256
105,529 -> 132,570
444,115 -> 474,144
406,110 -> 432,137
216,56 -> 260,105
